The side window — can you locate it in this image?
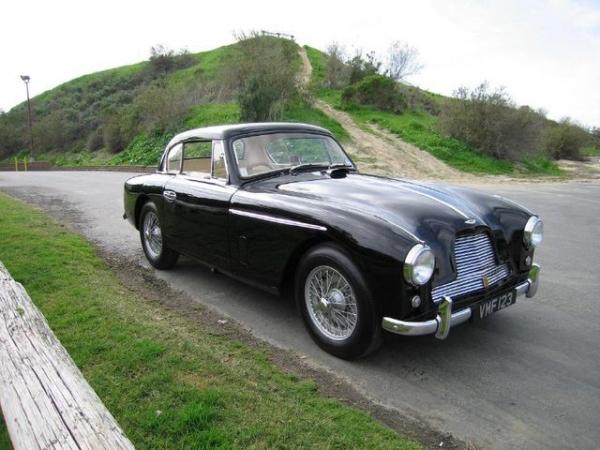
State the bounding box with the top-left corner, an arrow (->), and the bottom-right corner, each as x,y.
212,141 -> 228,180
166,144 -> 182,174
182,141 -> 212,177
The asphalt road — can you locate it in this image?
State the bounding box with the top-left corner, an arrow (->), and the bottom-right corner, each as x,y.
1,171 -> 598,449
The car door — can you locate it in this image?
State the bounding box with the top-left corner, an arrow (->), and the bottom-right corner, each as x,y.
163,140 -> 236,270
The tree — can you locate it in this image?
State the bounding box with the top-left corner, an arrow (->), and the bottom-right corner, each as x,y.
342,75 -> 407,113
440,82 -> 545,160
0,111 -> 23,158
347,50 -> 382,84
591,126 -> 600,146
325,43 -> 350,88
223,31 -> 299,121
146,45 -> 195,77
543,118 -> 588,160
387,41 -> 423,81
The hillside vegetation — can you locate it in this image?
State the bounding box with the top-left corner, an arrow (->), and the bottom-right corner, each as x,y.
1,36 -> 597,176
305,46 -> 599,176
0,36 -> 348,167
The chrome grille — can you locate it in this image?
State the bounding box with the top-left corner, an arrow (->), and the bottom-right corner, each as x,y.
431,233 -> 510,302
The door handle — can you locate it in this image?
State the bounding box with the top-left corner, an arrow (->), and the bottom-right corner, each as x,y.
163,190 -> 177,202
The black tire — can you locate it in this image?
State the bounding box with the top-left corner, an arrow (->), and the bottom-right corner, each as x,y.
295,243 -> 382,359
139,201 -> 179,270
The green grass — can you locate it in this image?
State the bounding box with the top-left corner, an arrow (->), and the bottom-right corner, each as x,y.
105,100 -> 351,167
581,146 -> 600,157
304,46 -> 327,86
348,105 -> 515,175
349,106 -> 564,176
303,46 -> 563,176
0,193 -> 420,450
2,99 -> 351,168
0,414 -> 10,450
283,101 -> 351,142
518,156 -> 564,176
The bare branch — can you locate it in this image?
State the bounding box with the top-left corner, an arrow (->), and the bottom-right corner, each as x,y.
386,41 -> 423,81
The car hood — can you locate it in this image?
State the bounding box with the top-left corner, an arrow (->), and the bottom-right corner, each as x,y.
246,173 -> 533,279
277,173 -> 530,235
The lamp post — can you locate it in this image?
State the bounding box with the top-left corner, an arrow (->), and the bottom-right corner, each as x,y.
20,75 -> 34,157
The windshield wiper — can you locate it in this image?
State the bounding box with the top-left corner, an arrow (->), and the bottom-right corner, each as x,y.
289,163 -> 331,175
328,163 -> 355,171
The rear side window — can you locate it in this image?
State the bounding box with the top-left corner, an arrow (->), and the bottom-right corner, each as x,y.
182,141 -> 212,177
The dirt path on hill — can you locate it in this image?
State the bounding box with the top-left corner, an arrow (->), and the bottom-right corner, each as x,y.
298,48 -> 600,183
315,99 -> 465,179
298,47 -> 466,180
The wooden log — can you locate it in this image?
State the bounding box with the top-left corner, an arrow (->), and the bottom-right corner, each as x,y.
0,261 -> 135,450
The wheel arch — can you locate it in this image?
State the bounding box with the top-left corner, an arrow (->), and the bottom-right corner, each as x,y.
279,236 -> 333,298
134,194 -> 152,229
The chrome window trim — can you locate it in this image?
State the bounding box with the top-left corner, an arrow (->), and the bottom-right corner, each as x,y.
230,209 -> 327,231
168,139 -> 230,184
211,140 -> 229,181
165,143 -> 183,174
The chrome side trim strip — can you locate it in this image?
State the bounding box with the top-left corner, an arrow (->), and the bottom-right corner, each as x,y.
230,208 -> 327,231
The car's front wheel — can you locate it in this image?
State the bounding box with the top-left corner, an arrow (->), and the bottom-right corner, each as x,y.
295,244 -> 382,359
139,201 -> 179,270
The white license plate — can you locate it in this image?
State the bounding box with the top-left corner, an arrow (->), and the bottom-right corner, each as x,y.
475,290 -> 517,319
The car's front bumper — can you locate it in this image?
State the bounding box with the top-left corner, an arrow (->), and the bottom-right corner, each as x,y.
382,263 -> 541,339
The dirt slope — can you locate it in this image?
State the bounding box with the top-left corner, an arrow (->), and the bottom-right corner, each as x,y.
298,48 -> 465,179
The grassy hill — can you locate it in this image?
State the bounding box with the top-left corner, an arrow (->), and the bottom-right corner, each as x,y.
1,38 -> 596,176
304,46 -> 566,176
0,38 -> 349,167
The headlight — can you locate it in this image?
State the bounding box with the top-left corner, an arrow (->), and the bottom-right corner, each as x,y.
524,216 -> 544,248
403,244 -> 435,286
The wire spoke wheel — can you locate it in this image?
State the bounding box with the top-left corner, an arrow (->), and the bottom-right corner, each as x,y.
305,265 -> 358,340
142,211 -> 162,259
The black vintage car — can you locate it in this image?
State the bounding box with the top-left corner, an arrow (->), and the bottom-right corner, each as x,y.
123,123 -> 542,359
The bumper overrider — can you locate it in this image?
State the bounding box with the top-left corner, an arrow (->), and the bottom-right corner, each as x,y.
382,263 -> 541,339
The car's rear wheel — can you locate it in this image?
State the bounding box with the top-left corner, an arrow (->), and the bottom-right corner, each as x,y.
296,244 -> 382,359
139,201 -> 179,270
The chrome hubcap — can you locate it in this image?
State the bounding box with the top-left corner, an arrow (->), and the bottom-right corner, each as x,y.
305,266 -> 358,340
143,211 -> 162,259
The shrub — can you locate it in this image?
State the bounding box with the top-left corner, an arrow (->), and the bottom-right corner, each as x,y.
238,76 -> 286,121
543,120 -> 588,160
325,43 -> 350,88
0,111 -> 24,158
397,85 -> 440,115
102,107 -> 137,153
86,128 -> 104,151
342,75 -> 407,114
223,32 -> 299,122
144,45 -> 196,78
347,51 -> 382,84
440,83 -> 544,161
32,110 -> 78,153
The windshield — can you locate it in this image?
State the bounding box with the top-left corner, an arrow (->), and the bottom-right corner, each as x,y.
232,133 -> 354,178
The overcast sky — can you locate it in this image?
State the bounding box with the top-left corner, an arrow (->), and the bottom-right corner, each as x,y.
1,0 -> 599,127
